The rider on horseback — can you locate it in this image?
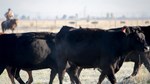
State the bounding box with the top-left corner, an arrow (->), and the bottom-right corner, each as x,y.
4,8 -> 14,21
2,8 -> 17,33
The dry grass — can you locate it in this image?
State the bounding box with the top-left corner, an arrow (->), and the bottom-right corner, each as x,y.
16,19 -> 150,28
0,63 -> 149,84
0,19 -> 150,33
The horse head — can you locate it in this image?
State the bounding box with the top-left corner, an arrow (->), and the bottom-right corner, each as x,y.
10,19 -> 18,27
9,19 -> 18,32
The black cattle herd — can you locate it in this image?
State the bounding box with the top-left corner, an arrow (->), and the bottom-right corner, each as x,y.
0,25 -> 150,84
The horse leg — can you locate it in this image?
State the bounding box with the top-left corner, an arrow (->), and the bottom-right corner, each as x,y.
6,66 -> 15,84
11,28 -> 15,33
11,24 -> 17,33
1,22 -> 5,33
2,28 -> 5,33
12,30 -> 14,33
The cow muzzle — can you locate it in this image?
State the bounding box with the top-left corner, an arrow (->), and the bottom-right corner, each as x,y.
144,46 -> 150,52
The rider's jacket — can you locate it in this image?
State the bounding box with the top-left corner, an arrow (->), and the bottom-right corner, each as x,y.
5,10 -> 14,20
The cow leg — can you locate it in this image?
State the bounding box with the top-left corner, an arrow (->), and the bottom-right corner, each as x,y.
55,51 -> 68,84
26,71 -> 33,84
125,61 -> 142,79
57,59 -> 68,84
49,69 -> 57,84
97,71 -> 106,84
6,67 -> 15,84
107,70 -> 116,84
105,66 -> 116,84
107,73 -> 116,84
11,68 -> 25,84
98,66 -> 116,84
67,66 -> 81,84
142,52 -> 150,72
125,63 -> 142,79
124,54 -> 143,79
143,58 -> 150,72
131,62 -> 142,77
58,69 -> 66,84
77,67 -> 82,77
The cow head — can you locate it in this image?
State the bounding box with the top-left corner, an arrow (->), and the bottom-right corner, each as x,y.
126,28 -> 149,52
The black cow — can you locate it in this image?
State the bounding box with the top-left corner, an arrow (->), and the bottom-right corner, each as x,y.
68,26 -> 150,81
6,66 -> 33,84
140,26 -> 150,71
108,26 -> 150,78
54,26 -> 148,84
69,26 -> 150,83
2,32 -> 80,84
0,32 -> 59,84
114,26 -> 150,78
128,26 -> 150,75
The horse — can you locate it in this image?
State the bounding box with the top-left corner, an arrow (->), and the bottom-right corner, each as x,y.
1,19 -> 18,33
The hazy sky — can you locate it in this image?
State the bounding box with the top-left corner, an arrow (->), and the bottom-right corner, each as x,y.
0,0 -> 150,19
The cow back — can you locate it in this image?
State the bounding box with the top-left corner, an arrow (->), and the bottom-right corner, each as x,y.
55,27 -> 126,68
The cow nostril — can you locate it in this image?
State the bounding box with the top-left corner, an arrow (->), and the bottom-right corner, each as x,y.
147,46 -> 150,51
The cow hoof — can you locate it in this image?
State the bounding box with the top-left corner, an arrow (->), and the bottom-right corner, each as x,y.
25,81 -> 32,84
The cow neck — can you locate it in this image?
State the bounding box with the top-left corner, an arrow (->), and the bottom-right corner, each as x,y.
122,35 -> 135,57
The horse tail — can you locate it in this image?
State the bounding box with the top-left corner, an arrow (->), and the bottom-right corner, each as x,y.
1,21 -> 6,33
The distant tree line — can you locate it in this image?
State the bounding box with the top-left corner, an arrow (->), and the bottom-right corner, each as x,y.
14,13 -> 150,20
